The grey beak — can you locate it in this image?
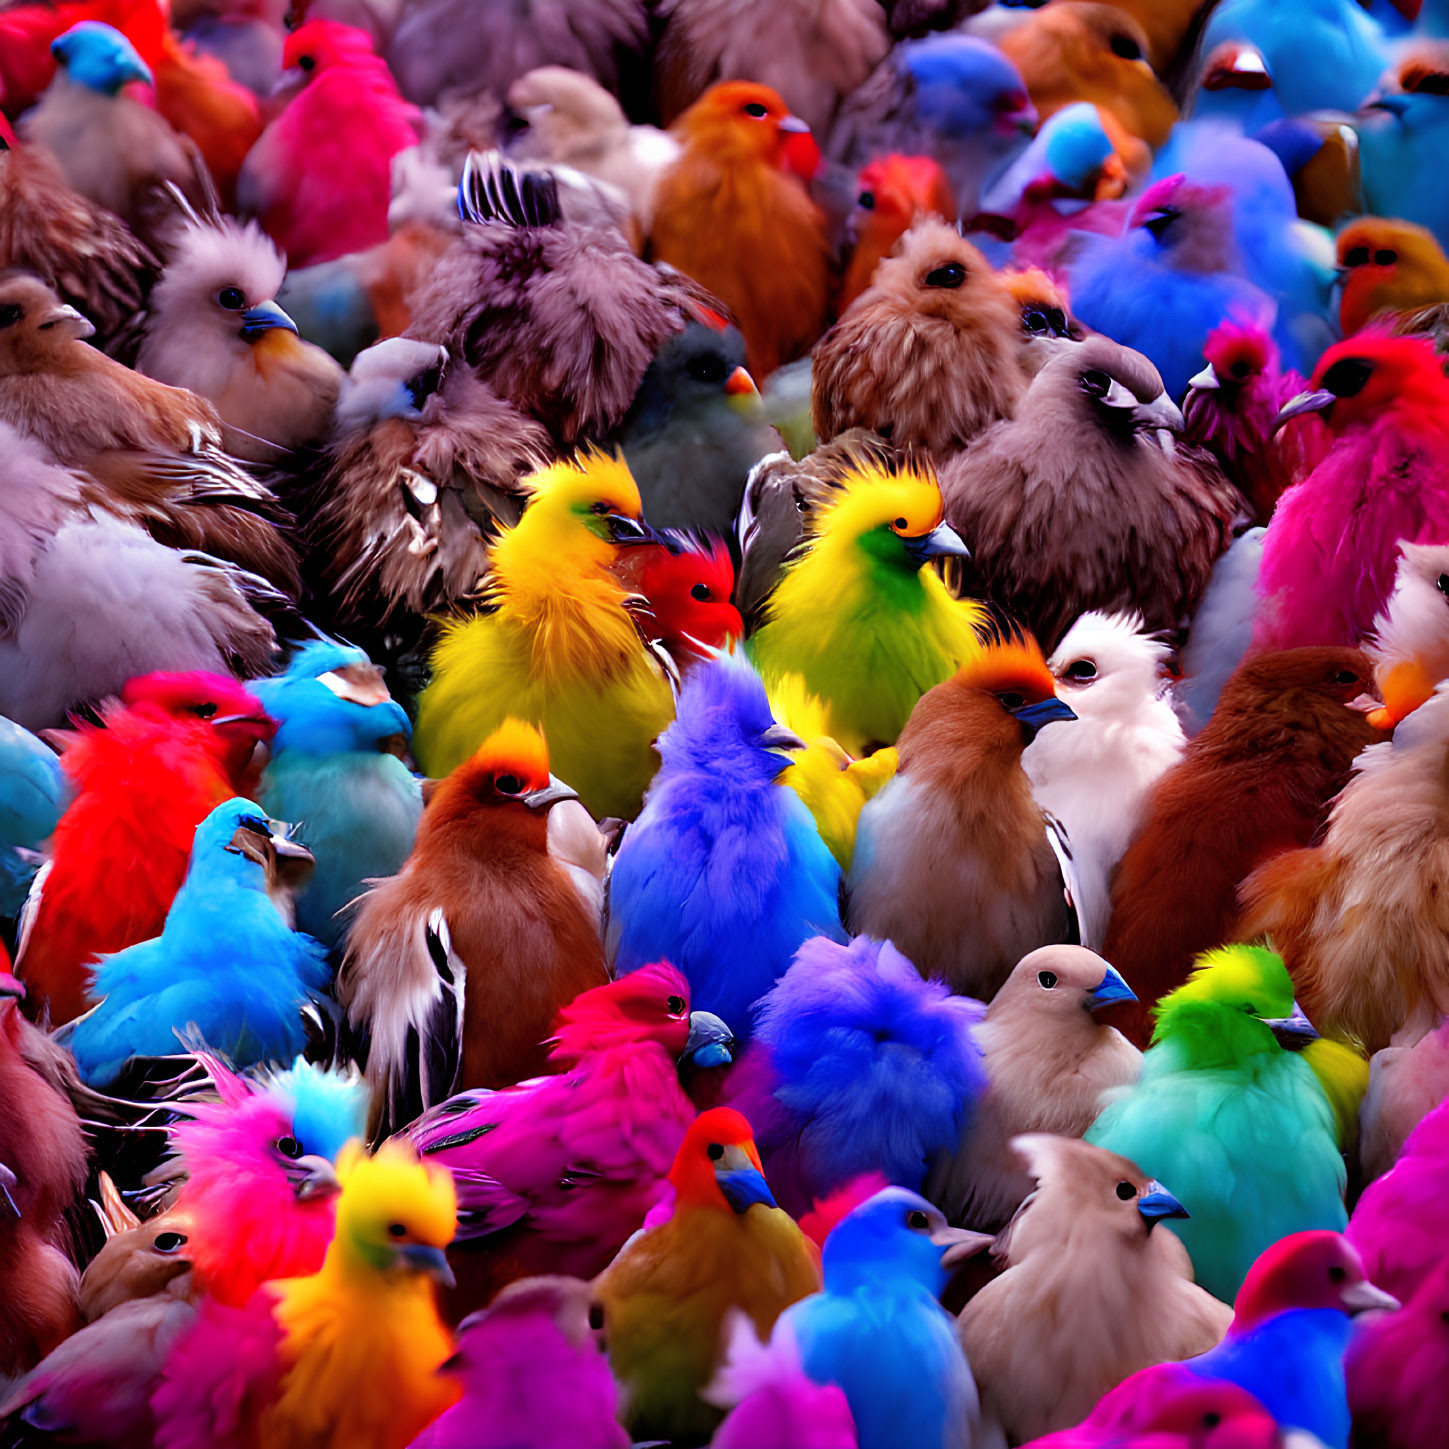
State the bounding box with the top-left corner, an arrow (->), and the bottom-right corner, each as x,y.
1188,363 -> 1221,391
1264,1001 -> 1319,1050
1274,390 -> 1337,430
759,723 -> 807,753
523,775 -> 579,810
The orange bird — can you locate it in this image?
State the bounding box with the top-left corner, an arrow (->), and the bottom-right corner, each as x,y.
650,81 -> 830,380
837,153 -> 956,314
1336,217 -> 1449,338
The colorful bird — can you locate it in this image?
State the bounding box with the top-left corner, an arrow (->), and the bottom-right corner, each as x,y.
837,153 -> 956,313
609,530 -> 743,669
413,453 -> 674,820
0,714 -> 68,918
1336,216 -> 1449,338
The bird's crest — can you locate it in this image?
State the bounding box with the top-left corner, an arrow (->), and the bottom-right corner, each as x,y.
954,629 -> 1056,700
810,458 -> 946,546
517,450 -> 642,520
458,150 -> 561,230
547,961 -> 693,1064
463,718 -> 551,793
1156,944 -> 1295,1025
335,1137 -> 456,1245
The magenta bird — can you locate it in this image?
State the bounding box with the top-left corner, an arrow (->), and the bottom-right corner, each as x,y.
1253,333 -> 1449,652
404,962 -> 735,1312
1348,1094 -> 1449,1307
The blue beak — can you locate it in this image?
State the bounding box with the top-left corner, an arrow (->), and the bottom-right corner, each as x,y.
1011,695 -> 1077,742
903,521 -> 971,564
241,299 -> 299,341
398,1243 -> 455,1286
680,1011 -> 736,1071
1367,94 -> 1410,118
717,1165 -> 776,1215
1264,1002 -> 1319,1051
1137,1184 -> 1189,1226
1088,966 -> 1136,1009
607,512 -> 661,548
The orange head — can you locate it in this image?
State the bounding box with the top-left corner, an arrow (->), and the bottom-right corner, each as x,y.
1336,217 -> 1449,336
952,631 -> 1077,743
667,1107 -> 775,1215
840,154 -> 957,310
674,81 -> 820,182
1274,331 -> 1449,435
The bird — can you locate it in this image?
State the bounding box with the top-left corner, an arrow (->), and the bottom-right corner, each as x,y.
927,945 -> 1141,1232
411,453 -> 674,819
1362,542 -> 1449,733
1102,646 -> 1382,1045
1336,216 -> 1449,338
405,962 -> 733,1308
1023,612 -> 1186,950
845,631 -> 1080,1001
959,1135 -> 1230,1443
811,216 -> 1029,459
748,455 -> 983,755
650,81 -> 830,381
733,933 -> 986,1217
1358,45 -> 1449,253
0,713 -> 67,918
251,641 -> 422,952
15,671 -> 276,1027
1087,944 -> 1351,1302
65,797 -> 330,1087
592,1107 -> 821,1444
150,1136 -> 460,1449
137,211 -> 344,464
1360,1017 -> 1449,1184
607,651 -> 844,1039
939,335 -> 1239,653
340,718 -> 608,1138
770,1186 -> 984,1449
1254,334 -> 1449,653
237,20 -> 420,269
609,531 -> 743,670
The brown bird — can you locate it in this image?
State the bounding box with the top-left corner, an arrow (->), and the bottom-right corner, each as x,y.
927,945 -> 1142,1232
338,720 -> 609,1141
408,151 -> 696,450
1097,0 -> 1211,74
650,81 -> 831,381
812,217 -> 1027,458
1102,647 -> 1383,1046
0,271 -> 299,592
653,0 -> 890,139
1336,216 -> 1449,339
308,336 -> 551,637
958,1134 -> 1230,1444
137,213 -> 344,464
845,634 -> 1080,1001
939,334 -> 1240,651
1239,684 -> 1449,1056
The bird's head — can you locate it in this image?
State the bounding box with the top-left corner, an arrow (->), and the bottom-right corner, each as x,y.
851,153 -> 956,247
517,453 -> 657,559
1001,266 -> 1077,347
0,271 -> 96,374
1336,217 -> 1449,337
821,1186 -> 985,1294
332,1138 -> 457,1285
866,218 -> 1019,340
459,1275 -> 607,1368
902,34 -> 1036,141
1095,1371 -> 1281,1447
251,642 -> 410,759
1276,333 -> 1449,435
951,631 -> 1077,745
437,719 -> 577,825
1366,542 -> 1449,729
1031,334 -> 1183,457
79,1203 -> 195,1319
336,338 -> 450,432
626,533 -> 742,658
994,944 -> 1137,1019
668,1108 -> 777,1216
1189,318 -> 1276,400
282,18 -> 378,77
624,319 -> 758,431
1047,610 -> 1174,723
1364,46 -> 1449,131
197,797 -> 315,896
120,671 -> 277,788
1197,40 -> 1273,98
506,66 -> 628,156
1233,1231 -> 1398,1330
675,81 -> 819,181
51,21 -> 153,95
1129,173 -> 1236,268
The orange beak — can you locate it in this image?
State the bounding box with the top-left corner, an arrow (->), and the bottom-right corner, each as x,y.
725,366 -> 758,397
1367,657 -> 1437,730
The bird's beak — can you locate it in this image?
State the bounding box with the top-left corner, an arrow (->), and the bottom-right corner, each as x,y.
240,299 -> 299,341
1367,658 -> 1437,730
1187,363 -> 1221,392
714,1143 -> 776,1215
1340,1279 -> 1400,1314
211,712 -> 274,732
38,301 -> 96,340
759,722 -> 808,754
1010,695 -> 1077,743
931,1223 -> 993,1268
1137,1182 -> 1189,1226
522,775 -> 578,811
1366,94 -> 1410,119
778,115 -> 811,135
1203,43 -> 1271,92
903,521 -> 972,564
1274,390 -> 1337,430
398,1243 -> 455,1286
725,366 -> 758,397
285,1154 -> 340,1201
1088,966 -> 1136,1009
679,1011 -> 737,1070
122,57 -> 155,87
0,1163 -> 18,1219
1132,392 -> 1185,458
1264,1001 -> 1320,1050
607,512 -> 661,548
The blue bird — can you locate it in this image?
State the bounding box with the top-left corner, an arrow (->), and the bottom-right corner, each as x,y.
1359,66 -> 1449,252
50,21 -> 154,95
607,652 -> 844,1042
67,798 -> 330,1086
0,716 -> 68,918
251,641 -> 422,950
775,1187 -> 985,1449
737,934 -> 986,1217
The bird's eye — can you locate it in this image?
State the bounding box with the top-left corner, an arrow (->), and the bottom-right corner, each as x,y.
907,1209 -> 930,1230
387,1221 -> 407,1238
1022,308 -> 1048,334
857,189 -> 876,211
153,1231 -> 188,1253
590,500 -> 611,515
217,287 -> 246,311
0,303 -> 22,329
1320,357 -> 1373,398
1329,1264 -> 1347,1282
1080,370 -> 1112,398
1202,1412 -> 1222,1429
894,517 -> 909,530
1064,659 -> 1097,680
588,1303 -> 605,1330
1333,669 -> 1360,686
189,701 -> 218,718
1230,359 -> 1251,379
1242,1002 -> 1258,1015
1109,32 -> 1143,60
1045,308 -> 1067,333
1038,970 -> 1058,988
707,1142 -> 725,1161
685,352 -> 729,384
297,52 -> 315,71
1342,246 -> 1371,269
1116,1181 -> 1137,1201
742,101 -> 769,119
494,774 -> 522,796
1373,250 -> 1398,267
275,1135 -> 302,1159
559,1173 -> 578,1190
666,994 -> 687,1016
996,691 -> 1026,711
925,263 -> 965,289
1438,573 -> 1449,597
689,582 -> 711,602
238,813 -> 269,834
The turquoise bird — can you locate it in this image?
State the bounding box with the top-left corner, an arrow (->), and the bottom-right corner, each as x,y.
0,715 -> 68,918
252,641 -> 421,950
1087,944 -> 1347,1302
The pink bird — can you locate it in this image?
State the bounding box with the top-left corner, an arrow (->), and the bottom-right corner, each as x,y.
236,20 -> 419,267
1253,333 -> 1449,653
403,962 -> 734,1314
1346,1253 -> 1449,1449
1348,1094 -> 1449,1307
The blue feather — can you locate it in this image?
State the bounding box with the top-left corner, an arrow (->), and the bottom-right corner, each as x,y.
0,715 -> 69,917
264,1057 -> 368,1164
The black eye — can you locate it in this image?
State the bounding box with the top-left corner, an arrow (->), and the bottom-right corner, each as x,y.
894,517 -> 909,530
0,303 -> 22,329
1438,574 -> 1449,597
666,994 -> 687,1016
1045,308 -> 1067,333
689,583 -> 711,602
925,263 -> 965,289
1081,369 -> 1112,398
218,287 -> 246,310
907,1209 -> 930,1230
1230,359 -> 1251,379
1374,249 -> 1398,267
297,52 -> 315,71
1343,246 -> 1371,268
588,1303 -> 605,1330
1202,1412 -> 1222,1429
1023,308 -> 1049,334
387,1221 -> 407,1237
494,774 -> 522,795
1410,70 -> 1449,95
707,1142 -> 725,1161
153,1231 -> 187,1252
1064,659 -> 1097,680
685,352 -> 728,384
1329,1264 -> 1347,1282
590,500 -> 611,515
1038,970 -> 1058,988
1320,357 -> 1373,398
1116,1181 -> 1137,1200
1109,31 -> 1142,59
996,691 -> 1026,711
238,813 -> 269,834
275,1135 -> 302,1159
1333,670 -> 1360,686
742,101 -> 768,118
190,701 -> 218,718
857,189 -> 876,211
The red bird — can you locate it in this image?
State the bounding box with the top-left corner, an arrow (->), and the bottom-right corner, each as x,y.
837,153 -> 956,314
611,532 -> 743,668
14,672 -> 274,1027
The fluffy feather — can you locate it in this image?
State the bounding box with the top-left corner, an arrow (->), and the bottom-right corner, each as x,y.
1364,541 -> 1449,731
1360,1019 -> 1449,1184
